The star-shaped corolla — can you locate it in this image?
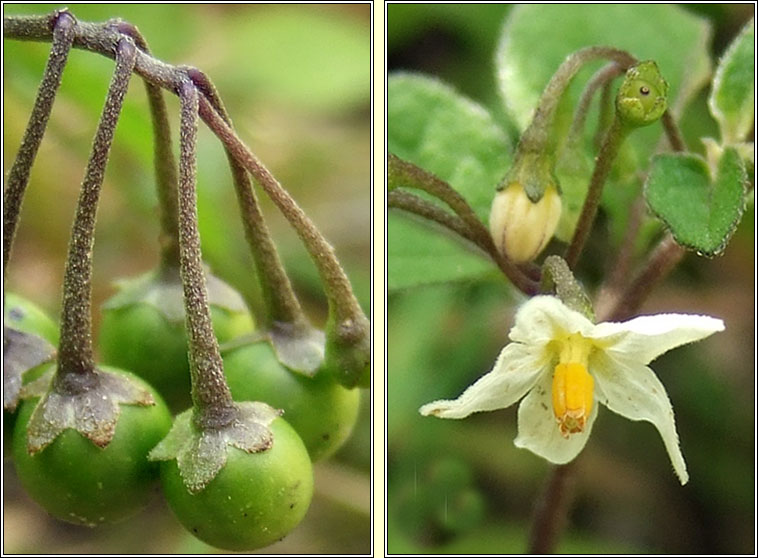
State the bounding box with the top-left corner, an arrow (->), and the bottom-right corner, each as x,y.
419,295 -> 725,484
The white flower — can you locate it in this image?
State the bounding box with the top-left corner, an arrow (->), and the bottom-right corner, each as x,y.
419,295 -> 725,484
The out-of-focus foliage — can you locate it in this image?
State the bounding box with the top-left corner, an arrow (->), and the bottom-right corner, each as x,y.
709,18 -> 755,144
387,74 -> 511,289
3,3 -> 369,554
387,4 -> 754,555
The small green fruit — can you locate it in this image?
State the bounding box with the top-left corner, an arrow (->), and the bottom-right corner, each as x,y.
4,292 -> 59,345
99,268 -> 254,411
11,366 -> 172,526
223,341 -> 360,461
160,417 -> 313,551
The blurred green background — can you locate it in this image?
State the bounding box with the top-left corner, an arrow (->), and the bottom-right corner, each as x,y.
387,4 -> 754,555
3,3 -> 370,554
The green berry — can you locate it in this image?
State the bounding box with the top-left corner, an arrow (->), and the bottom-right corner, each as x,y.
4,292 -> 59,345
223,340 -> 360,461
160,417 -> 313,551
99,269 -> 254,411
11,366 -> 172,526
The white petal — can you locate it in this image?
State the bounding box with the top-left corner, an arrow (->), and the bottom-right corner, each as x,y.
509,295 -> 595,347
591,351 -> 689,484
513,372 -> 598,464
590,313 -> 724,364
419,342 -> 549,419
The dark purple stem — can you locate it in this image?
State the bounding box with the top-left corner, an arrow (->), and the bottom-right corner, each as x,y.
606,234 -> 685,321
528,462 -> 576,554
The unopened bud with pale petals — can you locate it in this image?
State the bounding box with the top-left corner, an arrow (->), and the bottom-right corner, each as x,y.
489,181 -> 561,263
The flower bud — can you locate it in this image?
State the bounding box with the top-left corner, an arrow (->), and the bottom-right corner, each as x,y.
489,181 -> 561,263
616,60 -> 668,128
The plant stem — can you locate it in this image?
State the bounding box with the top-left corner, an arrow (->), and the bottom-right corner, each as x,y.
389,154 -> 538,294
3,10 -> 75,274
147,82 -> 182,270
3,12 -> 365,322
185,68 -> 309,330
389,153 -> 489,247
517,46 -> 636,153
196,96 -> 364,327
597,111 -> 687,317
177,81 -> 236,428
4,10 -> 363,374
594,77 -> 616,149
388,190 -> 483,247
541,255 -> 594,319
661,110 -> 686,152
529,235 -> 685,553
594,194 -> 646,317
113,21 -> 181,269
565,117 -> 629,269
56,37 -> 135,384
527,461 -> 576,554
607,234 -> 685,321
564,63 -> 624,153
537,111 -> 688,551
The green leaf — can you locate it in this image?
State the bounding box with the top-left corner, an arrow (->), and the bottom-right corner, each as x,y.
388,73 -> 512,220
709,19 -> 755,144
388,73 -> 511,290
387,213 -> 496,291
645,148 -> 747,256
498,4 -> 711,156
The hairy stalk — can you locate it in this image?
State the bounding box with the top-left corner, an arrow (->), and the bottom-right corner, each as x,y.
535,113 -> 688,553
185,68 -> 308,329
607,234 -> 685,321
594,194 -> 646,317
196,96 -> 364,327
389,154 -> 537,294
3,10 -> 359,308
3,10 -> 75,273
389,153 -> 490,246
388,190 -> 540,294
517,46 -> 636,154
177,81 -> 236,428
564,63 -> 624,152
388,190 -> 482,247
113,21 -> 181,269
541,255 -> 594,319
197,95 -> 369,387
565,117 -> 629,269
147,82 -> 181,268
4,10 -> 364,378
661,110 -> 687,152
597,112 -> 687,317
56,38 -> 136,384
594,78 -> 616,149
4,14 -> 198,98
